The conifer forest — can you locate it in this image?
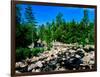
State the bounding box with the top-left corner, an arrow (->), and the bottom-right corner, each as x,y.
15,4 -> 95,73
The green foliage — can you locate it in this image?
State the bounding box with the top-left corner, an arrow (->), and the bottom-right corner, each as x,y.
47,44 -> 52,50
16,47 -> 44,61
31,48 -> 44,56
25,5 -> 36,24
16,5 -> 38,48
82,9 -> 89,27
25,5 -> 38,47
56,12 -> 63,26
37,10 -> 94,46
16,48 -> 31,61
16,5 -> 21,24
16,24 -> 35,48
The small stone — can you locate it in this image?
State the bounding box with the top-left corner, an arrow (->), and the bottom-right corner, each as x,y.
16,71 -> 21,73
76,48 -> 85,58
35,69 -> 41,72
32,69 -> 35,72
83,67 -> 86,69
42,61 -> 45,63
89,60 -> 95,65
16,62 -> 20,68
31,57 -> 39,62
77,48 -> 85,53
54,54 -> 58,58
55,66 -> 60,71
82,56 -> 90,64
59,67 -> 66,71
65,52 -> 69,56
75,54 -> 81,58
62,58 -> 66,61
69,50 -> 76,53
61,62 -> 64,65
16,62 -> 27,68
73,68 -> 76,70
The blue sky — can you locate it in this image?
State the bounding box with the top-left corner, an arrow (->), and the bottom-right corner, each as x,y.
16,4 -> 95,25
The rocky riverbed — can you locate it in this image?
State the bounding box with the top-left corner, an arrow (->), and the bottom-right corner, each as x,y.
15,42 -> 95,73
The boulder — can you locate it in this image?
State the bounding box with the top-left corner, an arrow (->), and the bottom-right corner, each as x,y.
35,61 -> 43,68
16,42 -> 95,72
28,64 -> 36,72
16,62 -> 27,68
84,45 -> 94,52
75,48 -> 85,58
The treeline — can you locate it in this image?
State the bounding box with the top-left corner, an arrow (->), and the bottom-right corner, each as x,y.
16,5 -> 94,61
38,12 -> 94,46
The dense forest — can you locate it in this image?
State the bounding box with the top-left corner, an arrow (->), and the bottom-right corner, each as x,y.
16,5 -> 94,62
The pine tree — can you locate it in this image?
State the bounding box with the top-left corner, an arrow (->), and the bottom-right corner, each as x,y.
56,12 -> 63,26
82,9 -> 89,27
16,5 -> 21,24
25,5 -> 38,47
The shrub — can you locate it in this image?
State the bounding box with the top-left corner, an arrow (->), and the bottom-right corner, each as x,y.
31,48 -> 44,56
47,44 -> 52,50
16,48 -> 31,62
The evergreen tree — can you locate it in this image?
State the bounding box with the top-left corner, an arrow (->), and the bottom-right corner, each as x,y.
56,12 -> 63,26
51,21 -> 56,41
16,5 -> 21,24
25,5 -> 38,47
39,24 -> 45,41
82,9 -> 89,27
